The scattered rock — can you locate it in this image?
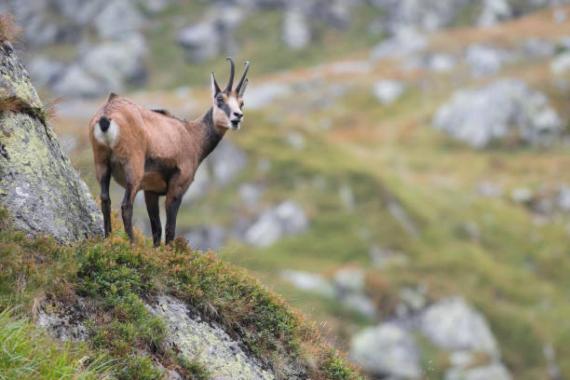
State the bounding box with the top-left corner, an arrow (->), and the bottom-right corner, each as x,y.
283,7 -> 311,49
54,35 -> 148,97
244,83 -> 292,110
511,187 -> 534,204
465,44 -> 514,77
478,0 -> 512,27
239,183 -> 264,208
185,225 -> 226,251
208,140 -> 248,186
27,57 -> 65,87
477,181 -> 503,198
280,270 -> 335,298
177,5 -> 243,62
245,201 -> 309,247
433,80 -> 562,148
420,297 -> 499,356
286,132 -> 306,150
373,80 -> 406,105
94,0 -> 144,39
350,323 -> 422,379
522,38 -> 556,59
342,293 -> 378,319
369,246 -> 410,268
446,363 -> 512,380
53,64 -> 105,98
371,27 -> 428,61
551,52 -> 570,75
333,267 -> 366,294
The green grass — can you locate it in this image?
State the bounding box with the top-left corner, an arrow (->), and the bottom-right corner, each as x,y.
0,310 -> 111,380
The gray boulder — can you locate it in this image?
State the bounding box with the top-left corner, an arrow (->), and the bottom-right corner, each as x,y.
94,0 -> 144,39
551,52 -> 570,75
27,57 -> 65,88
53,64 -> 104,98
478,0 -> 512,27
0,41 -> 103,243
283,7 -> 311,49
373,80 -> 406,105
420,298 -> 499,356
446,363 -> 512,380
177,5 -> 243,62
280,270 -> 336,298
350,323 -> 422,379
208,140 -> 248,186
245,201 -> 308,247
433,79 -> 562,148
54,34 -> 147,98
371,27 -> 428,61
465,44 -> 514,77
371,0 -> 470,32
245,82 -> 293,110
185,225 -> 226,251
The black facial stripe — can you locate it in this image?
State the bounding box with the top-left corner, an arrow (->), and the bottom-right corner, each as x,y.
220,102 -> 232,118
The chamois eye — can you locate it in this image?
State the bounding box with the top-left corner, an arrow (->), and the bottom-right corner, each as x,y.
216,95 -> 224,105
240,101 -> 244,108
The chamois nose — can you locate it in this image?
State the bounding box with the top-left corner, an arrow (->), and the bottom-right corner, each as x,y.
233,112 -> 243,120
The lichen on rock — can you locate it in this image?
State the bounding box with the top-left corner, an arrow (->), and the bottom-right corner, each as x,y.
0,40 -> 102,242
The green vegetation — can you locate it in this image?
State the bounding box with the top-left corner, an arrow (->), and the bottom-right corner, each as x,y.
0,210 -> 360,379
0,310 -> 111,380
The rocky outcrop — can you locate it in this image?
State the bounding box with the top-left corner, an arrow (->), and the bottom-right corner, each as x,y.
433,79 -> 562,148
150,296 -> 275,380
0,40 -> 102,242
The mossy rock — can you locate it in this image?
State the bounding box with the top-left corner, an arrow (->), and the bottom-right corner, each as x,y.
0,41 -> 102,242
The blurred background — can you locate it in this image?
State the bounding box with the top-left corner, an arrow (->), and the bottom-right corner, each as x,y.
3,0 -> 570,378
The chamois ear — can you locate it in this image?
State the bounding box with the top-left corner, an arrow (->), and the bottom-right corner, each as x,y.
210,72 -> 221,97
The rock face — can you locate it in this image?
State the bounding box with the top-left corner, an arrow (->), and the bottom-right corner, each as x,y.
150,296 -> 274,380
433,79 -> 562,148
0,41 -> 103,242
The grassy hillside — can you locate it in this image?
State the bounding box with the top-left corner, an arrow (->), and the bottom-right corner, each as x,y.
0,209 -> 360,380
38,5 -> 570,380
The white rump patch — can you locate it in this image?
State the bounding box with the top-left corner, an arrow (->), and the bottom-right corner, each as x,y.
94,119 -> 120,148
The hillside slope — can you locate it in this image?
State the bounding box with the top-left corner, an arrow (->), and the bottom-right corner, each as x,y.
0,210 -> 360,379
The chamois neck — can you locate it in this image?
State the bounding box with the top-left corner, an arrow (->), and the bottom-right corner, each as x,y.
196,107 -> 226,162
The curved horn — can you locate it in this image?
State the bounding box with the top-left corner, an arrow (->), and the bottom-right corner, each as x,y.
236,61 -> 250,95
225,57 -> 235,93
211,72 -> 221,95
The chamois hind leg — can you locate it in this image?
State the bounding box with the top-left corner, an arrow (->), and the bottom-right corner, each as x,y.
95,161 -> 112,238
120,163 -> 143,243
144,191 -> 162,247
165,173 -> 191,245
121,182 -> 140,243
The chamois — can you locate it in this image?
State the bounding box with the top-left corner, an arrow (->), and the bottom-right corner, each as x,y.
89,58 -> 250,246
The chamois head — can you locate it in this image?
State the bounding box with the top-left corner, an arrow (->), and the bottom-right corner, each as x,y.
211,58 -> 250,130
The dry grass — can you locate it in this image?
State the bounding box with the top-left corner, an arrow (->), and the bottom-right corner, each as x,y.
0,13 -> 20,43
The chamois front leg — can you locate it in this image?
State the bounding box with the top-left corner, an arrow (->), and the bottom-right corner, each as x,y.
144,191 -> 162,247
96,162 -> 112,238
165,173 -> 191,245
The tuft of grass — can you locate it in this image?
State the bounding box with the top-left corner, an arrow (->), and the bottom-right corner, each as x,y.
0,13 -> 20,43
0,309 -> 112,380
